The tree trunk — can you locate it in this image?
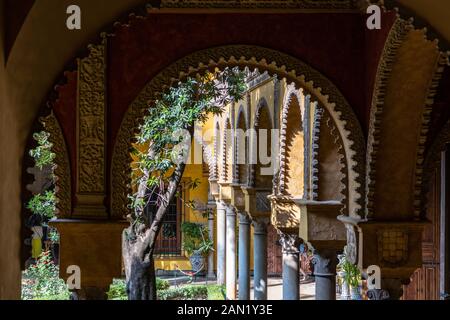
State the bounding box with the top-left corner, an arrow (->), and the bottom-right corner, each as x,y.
127,254 -> 157,300
122,132 -> 191,300
122,229 -> 158,300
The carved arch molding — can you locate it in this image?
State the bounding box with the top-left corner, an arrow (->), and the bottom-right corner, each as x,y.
365,16 -> 449,220
40,112 -> 72,218
111,45 -> 365,218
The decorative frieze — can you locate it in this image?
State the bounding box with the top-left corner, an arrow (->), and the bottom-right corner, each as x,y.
158,0 -> 358,10
311,105 -> 323,200
75,35 -> 107,217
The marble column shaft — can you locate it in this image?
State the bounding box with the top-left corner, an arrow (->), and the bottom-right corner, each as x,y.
216,201 -> 227,285
225,205 -> 237,300
313,249 -> 337,300
253,218 -> 269,300
280,233 -> 300,300
238,212 -> 251,300
208,209 -> 215,279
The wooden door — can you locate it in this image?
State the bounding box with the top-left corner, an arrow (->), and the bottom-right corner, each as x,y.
267,225 -> 283,275
403,168 -> 440,300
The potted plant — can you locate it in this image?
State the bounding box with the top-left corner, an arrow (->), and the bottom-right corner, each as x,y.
337,253 -> 351,300
181,222 -> 214,274
341,259 -> 362,300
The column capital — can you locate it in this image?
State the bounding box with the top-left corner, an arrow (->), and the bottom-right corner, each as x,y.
312,249 -> 338,277
225,204 -> 236,216
252,217 -> 270,234
239,212 -> 252,225
367,289 -> 390,300
279,232 -> 301,255
216,200 -> 227,210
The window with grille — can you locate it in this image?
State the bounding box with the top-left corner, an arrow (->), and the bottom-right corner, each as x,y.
144,187 -> 184,257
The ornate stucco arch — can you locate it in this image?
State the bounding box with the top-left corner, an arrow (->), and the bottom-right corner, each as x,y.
220,117 -> 233,183
111,45 -> 365,218
365,17 -> 449,220
253,97 -> 273,130
235,105 -> 248,185
278,84 -> 306,196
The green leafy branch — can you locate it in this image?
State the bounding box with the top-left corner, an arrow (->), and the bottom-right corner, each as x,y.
129,68 -> 247,236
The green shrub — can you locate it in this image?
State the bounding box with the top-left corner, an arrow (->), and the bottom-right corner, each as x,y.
207,285 -> 226,300
107,279 -> 128,300
22,251 -> 70,300
158,284 -> 223,300
107,278 -> 171,300
158,285 -> 208,300
156,278 -> 170,291
27,190 -> 57,219
29,131 -> 56,170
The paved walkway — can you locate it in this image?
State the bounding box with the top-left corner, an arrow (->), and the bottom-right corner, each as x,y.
249,277 -> 316,300
171,276 -> 319,300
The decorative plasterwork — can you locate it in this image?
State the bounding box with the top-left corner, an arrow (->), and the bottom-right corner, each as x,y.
311,105 -> 323,200
213,121 -> 221,181
75,35 -> 108,216
234,105 -> 248,185
413,51 -> 449,218
157,0 -> 359,10
278,84 -> 305,195
77,40 -> 106,193
364,2 -> 450,221
221,117 -> 232,183
111,45 -> 365,218
40,112 -> 72,218
365,18 -> 413,219
193,125 -> 216,181
377,229 -> 409,266
249,97 -> 271,188
323,111 -> 347,208
366,15 -> 449,220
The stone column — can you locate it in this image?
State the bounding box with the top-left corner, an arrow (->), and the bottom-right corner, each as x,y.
253,218 -> 269,300
216,201 -> 227,285
279,233 -> 301,300
226,205 -> 237,300
238,212 -> 251,300
312,249 -> 337,300
208,209 -> 215,279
